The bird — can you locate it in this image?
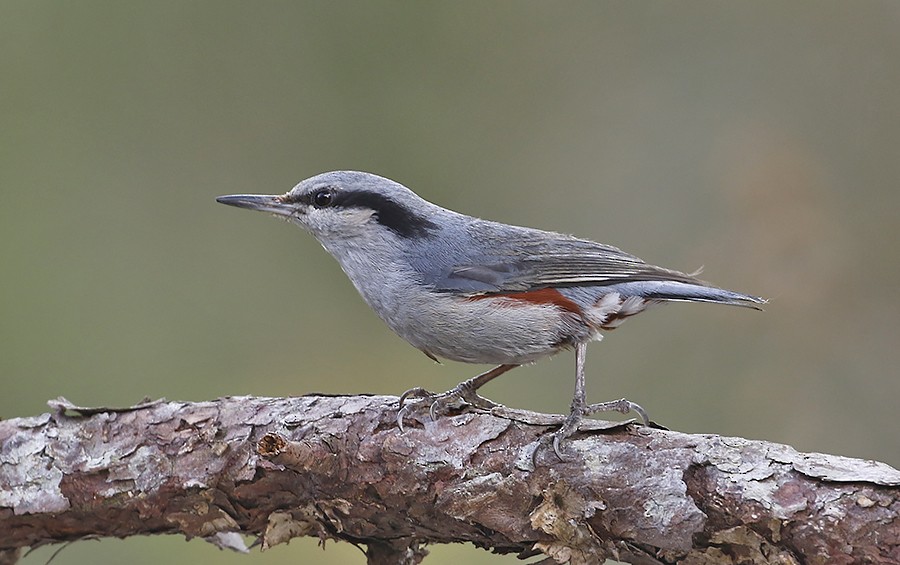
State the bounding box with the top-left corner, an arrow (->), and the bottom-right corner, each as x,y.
217,171 -> 764,456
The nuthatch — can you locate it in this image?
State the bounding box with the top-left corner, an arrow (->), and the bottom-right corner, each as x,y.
217,171 -> 764,456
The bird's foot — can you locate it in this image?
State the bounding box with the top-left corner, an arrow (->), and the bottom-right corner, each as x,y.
397,382 -> 501,431
586,398 -> 650,426
551,398 -> 650,459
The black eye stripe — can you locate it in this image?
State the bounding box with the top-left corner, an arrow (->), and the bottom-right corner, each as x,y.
322,189 -> 438,238
292,187 -> 437,238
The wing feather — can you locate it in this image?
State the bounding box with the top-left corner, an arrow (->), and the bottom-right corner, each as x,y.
431,221 -> 706,293
418,218 -> 763,308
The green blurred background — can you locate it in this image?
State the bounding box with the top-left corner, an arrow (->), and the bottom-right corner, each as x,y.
2,2 -> 898,563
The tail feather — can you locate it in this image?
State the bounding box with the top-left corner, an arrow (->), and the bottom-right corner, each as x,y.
605,281 -> 766,310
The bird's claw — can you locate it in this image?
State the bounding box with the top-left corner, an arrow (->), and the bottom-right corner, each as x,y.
551,397 -> 650,459
551,412 -> 581,460
595,398 -> 649,426
397,387 -> 436,432
398,387 -> 434,408
396,383 -> 501,431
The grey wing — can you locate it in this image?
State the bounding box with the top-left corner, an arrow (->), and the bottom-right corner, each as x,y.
425,222 -> 764,308
430,225 -> 704,293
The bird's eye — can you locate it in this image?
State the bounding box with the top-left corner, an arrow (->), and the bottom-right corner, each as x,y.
312,189 -> 334,208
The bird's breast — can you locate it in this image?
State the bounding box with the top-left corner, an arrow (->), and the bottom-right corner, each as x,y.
383,287 -> 595,365
323,241 -> 642,365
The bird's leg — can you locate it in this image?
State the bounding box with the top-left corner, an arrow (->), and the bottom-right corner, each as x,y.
551,342 -> 650,458
397,364 -> 519,430
552,342 -> 589,457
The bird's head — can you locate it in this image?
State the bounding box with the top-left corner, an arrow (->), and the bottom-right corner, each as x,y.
217,171 -> 440,243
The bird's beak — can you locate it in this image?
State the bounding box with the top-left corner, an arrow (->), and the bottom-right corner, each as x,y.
216,194 -> 296,218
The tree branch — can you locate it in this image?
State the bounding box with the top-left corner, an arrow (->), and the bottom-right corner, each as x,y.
1,395 -> 898,564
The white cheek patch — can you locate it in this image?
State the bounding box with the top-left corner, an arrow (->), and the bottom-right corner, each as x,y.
345,208 -> 378,228
306,208 -> 377,236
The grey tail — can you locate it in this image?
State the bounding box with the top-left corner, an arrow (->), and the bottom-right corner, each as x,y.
606,281 -> 766,310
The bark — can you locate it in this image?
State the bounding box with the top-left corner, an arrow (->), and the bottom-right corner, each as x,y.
0,395 -> 898,565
